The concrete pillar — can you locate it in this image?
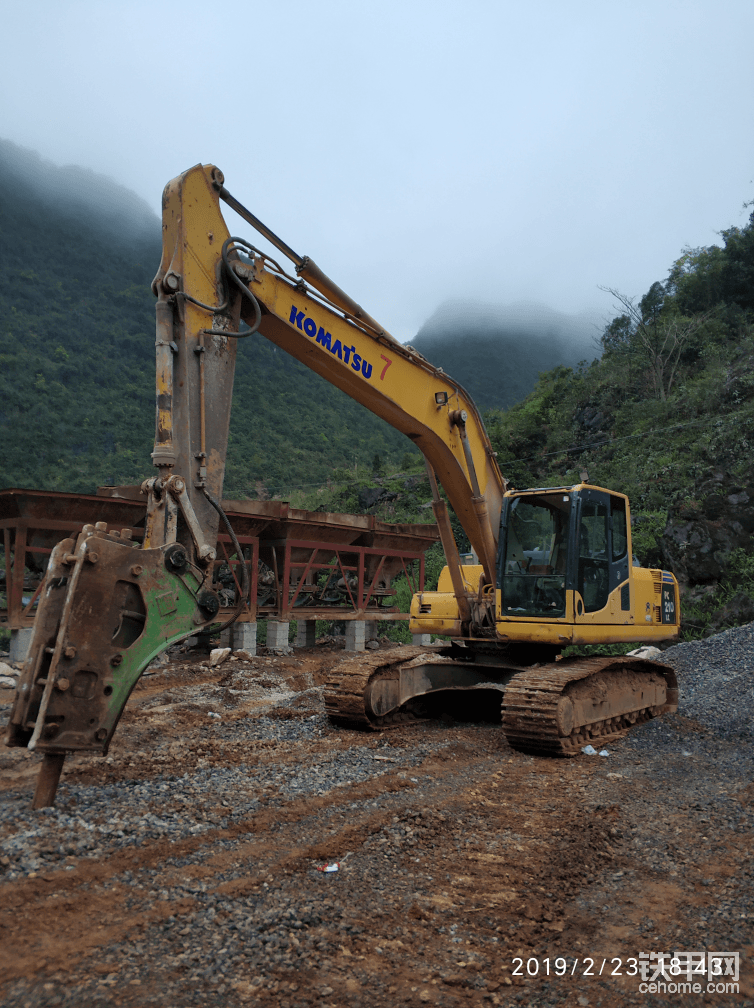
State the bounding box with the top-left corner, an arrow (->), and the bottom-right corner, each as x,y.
9,627 -> 33,663
345,620 -> 366,652
294,619 -> 317,648
412,633 -> 432,647
231,622 -> 257,654
266,620 -> 290,650
364,620 -> 379,641
219,628 -> 232,648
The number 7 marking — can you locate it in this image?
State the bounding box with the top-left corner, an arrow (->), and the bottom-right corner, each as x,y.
379,355 -> 392,380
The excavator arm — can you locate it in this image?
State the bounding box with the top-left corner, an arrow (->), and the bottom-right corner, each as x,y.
6,163 -> 506,805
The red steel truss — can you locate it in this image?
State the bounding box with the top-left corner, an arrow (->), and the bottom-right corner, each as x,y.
1,488 -> 438,628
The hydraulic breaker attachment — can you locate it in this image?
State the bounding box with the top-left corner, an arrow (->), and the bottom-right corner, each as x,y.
6,522 -> 217,807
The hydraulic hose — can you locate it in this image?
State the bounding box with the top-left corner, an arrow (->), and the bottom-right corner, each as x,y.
220,237 -> 262,335
201,488 -> 250,631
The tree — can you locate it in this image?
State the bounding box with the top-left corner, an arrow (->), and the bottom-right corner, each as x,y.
665,245 -> 726,314
719,209 -> 754,312
599,286 -> 716,401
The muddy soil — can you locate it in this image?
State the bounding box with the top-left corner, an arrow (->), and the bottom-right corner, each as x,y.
0,642 -> 752,1008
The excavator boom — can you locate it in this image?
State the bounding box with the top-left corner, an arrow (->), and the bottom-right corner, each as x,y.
151,165 -> 506,582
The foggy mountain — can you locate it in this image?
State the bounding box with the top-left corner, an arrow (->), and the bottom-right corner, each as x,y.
410,300 -> 599,412
0,138 -> 159,250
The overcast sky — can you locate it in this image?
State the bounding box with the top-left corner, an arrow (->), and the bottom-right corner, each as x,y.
2,0 -> 752,341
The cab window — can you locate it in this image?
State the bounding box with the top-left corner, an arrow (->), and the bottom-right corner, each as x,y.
579,501 -> 609,612
611,497 -> 628,561
502,496 -> 568,617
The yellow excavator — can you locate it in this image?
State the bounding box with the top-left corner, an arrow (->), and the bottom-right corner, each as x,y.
6,164 -> 680,806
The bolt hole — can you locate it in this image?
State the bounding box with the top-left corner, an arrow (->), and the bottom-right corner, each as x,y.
103,685 -> 113,696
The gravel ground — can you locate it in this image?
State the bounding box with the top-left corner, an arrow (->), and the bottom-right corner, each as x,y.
662,623 -> 754,737
0,629 -> 752,1008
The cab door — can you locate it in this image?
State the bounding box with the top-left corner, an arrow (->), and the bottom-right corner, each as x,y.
573,489 -> 631,624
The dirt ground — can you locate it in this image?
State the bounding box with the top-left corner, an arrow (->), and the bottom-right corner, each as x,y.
0,644 -> 751,1008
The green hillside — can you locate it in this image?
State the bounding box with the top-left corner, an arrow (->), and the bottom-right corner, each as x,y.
0,140 -> 410,497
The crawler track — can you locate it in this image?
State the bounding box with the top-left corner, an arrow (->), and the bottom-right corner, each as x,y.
324,646 -> 429,729
501,656 -> 679,756
325,649 -> 679,756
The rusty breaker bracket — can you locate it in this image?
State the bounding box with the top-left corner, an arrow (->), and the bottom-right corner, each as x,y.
142,474 -> 216,564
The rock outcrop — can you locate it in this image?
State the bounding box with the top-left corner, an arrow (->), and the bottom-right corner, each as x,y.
662,473 -> 754,586
662,471 -> 754,634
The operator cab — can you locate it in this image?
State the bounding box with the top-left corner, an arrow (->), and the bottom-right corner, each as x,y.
498,485 -> 629,620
